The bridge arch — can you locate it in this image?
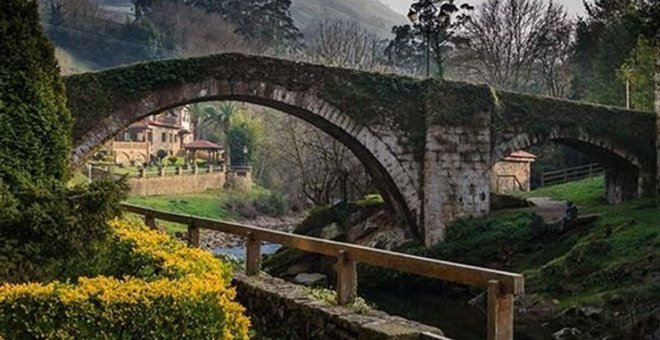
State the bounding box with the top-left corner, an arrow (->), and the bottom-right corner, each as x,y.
65,54 -> 657,246
492,128 -> 649,203
69,75 -> 423,237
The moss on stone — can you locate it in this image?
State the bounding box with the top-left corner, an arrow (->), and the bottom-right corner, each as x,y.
496,91 -> 656,166
64,53 -> 655,172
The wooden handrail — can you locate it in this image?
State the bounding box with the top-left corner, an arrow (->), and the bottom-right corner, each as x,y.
121,203 -> 524,339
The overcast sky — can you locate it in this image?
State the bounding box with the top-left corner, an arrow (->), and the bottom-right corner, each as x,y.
380,0 -> 587,17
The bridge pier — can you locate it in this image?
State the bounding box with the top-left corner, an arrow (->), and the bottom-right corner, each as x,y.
604,166 -> 639,204
422,115 -> 491,246
656,57 -> 660,195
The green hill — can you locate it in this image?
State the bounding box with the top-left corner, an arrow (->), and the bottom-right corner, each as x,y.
290,0 -> 406,38
93,0 -> 405,38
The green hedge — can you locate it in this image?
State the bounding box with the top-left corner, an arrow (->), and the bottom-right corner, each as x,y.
0,0 -> 72,186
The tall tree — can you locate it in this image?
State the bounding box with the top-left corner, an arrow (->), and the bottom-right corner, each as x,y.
617,37 -> 658,111
453,0 -> 572,93
386,0 -> 472,78
133,0 -> 302,50
384,24 -> 427,75
1,0 -> 72,185
569,0 -> 652,106
306,21 -> 386,71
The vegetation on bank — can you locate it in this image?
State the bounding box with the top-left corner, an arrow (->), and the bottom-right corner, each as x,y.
125,186 -> 287,234
0,218 -> 249,339
1,2 -> 249,337
363,177 -> 658,335
0,0 -> 72,186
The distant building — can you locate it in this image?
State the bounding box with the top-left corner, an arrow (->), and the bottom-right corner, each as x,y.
491,151 -> 536,193
105,107 -> 195,165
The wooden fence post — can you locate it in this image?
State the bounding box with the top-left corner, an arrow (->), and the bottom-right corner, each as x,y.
335,249 -> 357,306
145,214 -> 157,230
188,221 -> 200,248
245,232 -> 261,276
487,280 -> 514,340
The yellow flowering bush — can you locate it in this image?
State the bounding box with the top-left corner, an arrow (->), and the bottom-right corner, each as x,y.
0,219 -> 249,339
106,218 -> 232,281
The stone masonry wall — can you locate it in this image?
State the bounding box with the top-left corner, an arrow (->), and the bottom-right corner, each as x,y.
233,273 -> 447,340
490,160 -> 531,193
128,172 -> 225,196
423,113 -> 491,246
656,57 -> 660,194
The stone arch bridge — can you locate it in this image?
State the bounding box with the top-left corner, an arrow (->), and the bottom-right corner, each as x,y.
64,54 -> 658,246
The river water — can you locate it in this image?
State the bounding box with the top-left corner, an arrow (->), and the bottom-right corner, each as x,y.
214,245 -> 553,339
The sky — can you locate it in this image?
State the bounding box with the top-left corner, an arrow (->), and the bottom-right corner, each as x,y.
380,0 -> 587,17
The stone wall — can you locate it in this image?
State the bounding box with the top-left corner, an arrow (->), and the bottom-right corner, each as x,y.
233,273 -> 447,340
490,160 -> 532,193
128,172 -> 225,196
656,57 -> 660,194
423,115 -> 491,246
226,168 -> 253,193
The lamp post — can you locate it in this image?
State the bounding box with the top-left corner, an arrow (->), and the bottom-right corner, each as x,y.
242,145 -> 249,166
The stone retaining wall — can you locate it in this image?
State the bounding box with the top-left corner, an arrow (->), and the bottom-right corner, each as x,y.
128,172 -> 226,196
233,273 -> 447,340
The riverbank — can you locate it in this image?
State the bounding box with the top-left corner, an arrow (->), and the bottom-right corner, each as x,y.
362,177 -> 659,339
261,177 -> 658,339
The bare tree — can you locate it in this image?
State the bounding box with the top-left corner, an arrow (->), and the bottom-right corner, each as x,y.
304,20 -> 389,72
147,1 -> 260,58
263,114 -> 372,206
536,15 -> 574,98
453,0 -> 572,94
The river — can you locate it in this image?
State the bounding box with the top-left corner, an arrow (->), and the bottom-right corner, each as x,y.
214,243 -> 555,339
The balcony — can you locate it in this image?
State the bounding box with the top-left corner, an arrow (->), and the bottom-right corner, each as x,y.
113,141 -> 149,151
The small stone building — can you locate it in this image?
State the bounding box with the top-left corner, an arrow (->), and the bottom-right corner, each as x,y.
490,150 -> 536,193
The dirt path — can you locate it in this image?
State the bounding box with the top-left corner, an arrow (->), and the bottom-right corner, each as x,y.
527,197 -> 568,225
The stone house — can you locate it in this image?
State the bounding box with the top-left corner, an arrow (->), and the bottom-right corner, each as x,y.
490,150 -> 536,193
105,107 -> 195,165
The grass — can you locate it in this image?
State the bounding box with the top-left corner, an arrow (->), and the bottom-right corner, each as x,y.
124,185 -> 285,235
365,177 -> 659,334
517,176 -> 605,207
126,191 -> 233,234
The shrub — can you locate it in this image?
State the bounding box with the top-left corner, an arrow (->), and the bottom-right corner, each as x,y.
0,179 -> 129,283
254,191 -> 286,217
168,156 -> 178,166
0,0 -> 72,186
0,219 -> 250,339
0,274 -> 249,339
156,149 -> 169,162
103,218 -> 232,281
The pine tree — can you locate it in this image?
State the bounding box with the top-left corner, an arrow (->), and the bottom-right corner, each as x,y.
0,0 -> 73,186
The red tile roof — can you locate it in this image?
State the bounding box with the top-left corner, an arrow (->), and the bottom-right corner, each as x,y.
504,150 -> 537,162
183,140 -> 223,150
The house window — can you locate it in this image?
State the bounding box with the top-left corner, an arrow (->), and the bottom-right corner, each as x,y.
169,133 -> 173,143
124,132 -> 131,141
147,132 -> 152,142
162,132 -> 167,142
174,135 -> 178,143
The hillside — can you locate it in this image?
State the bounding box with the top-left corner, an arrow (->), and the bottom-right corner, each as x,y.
290,0 -> 406,38
92,0 -> 405,38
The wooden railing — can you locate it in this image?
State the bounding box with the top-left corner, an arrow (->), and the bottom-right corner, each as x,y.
540,163 -> 604,187
122,203 -> 524,340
